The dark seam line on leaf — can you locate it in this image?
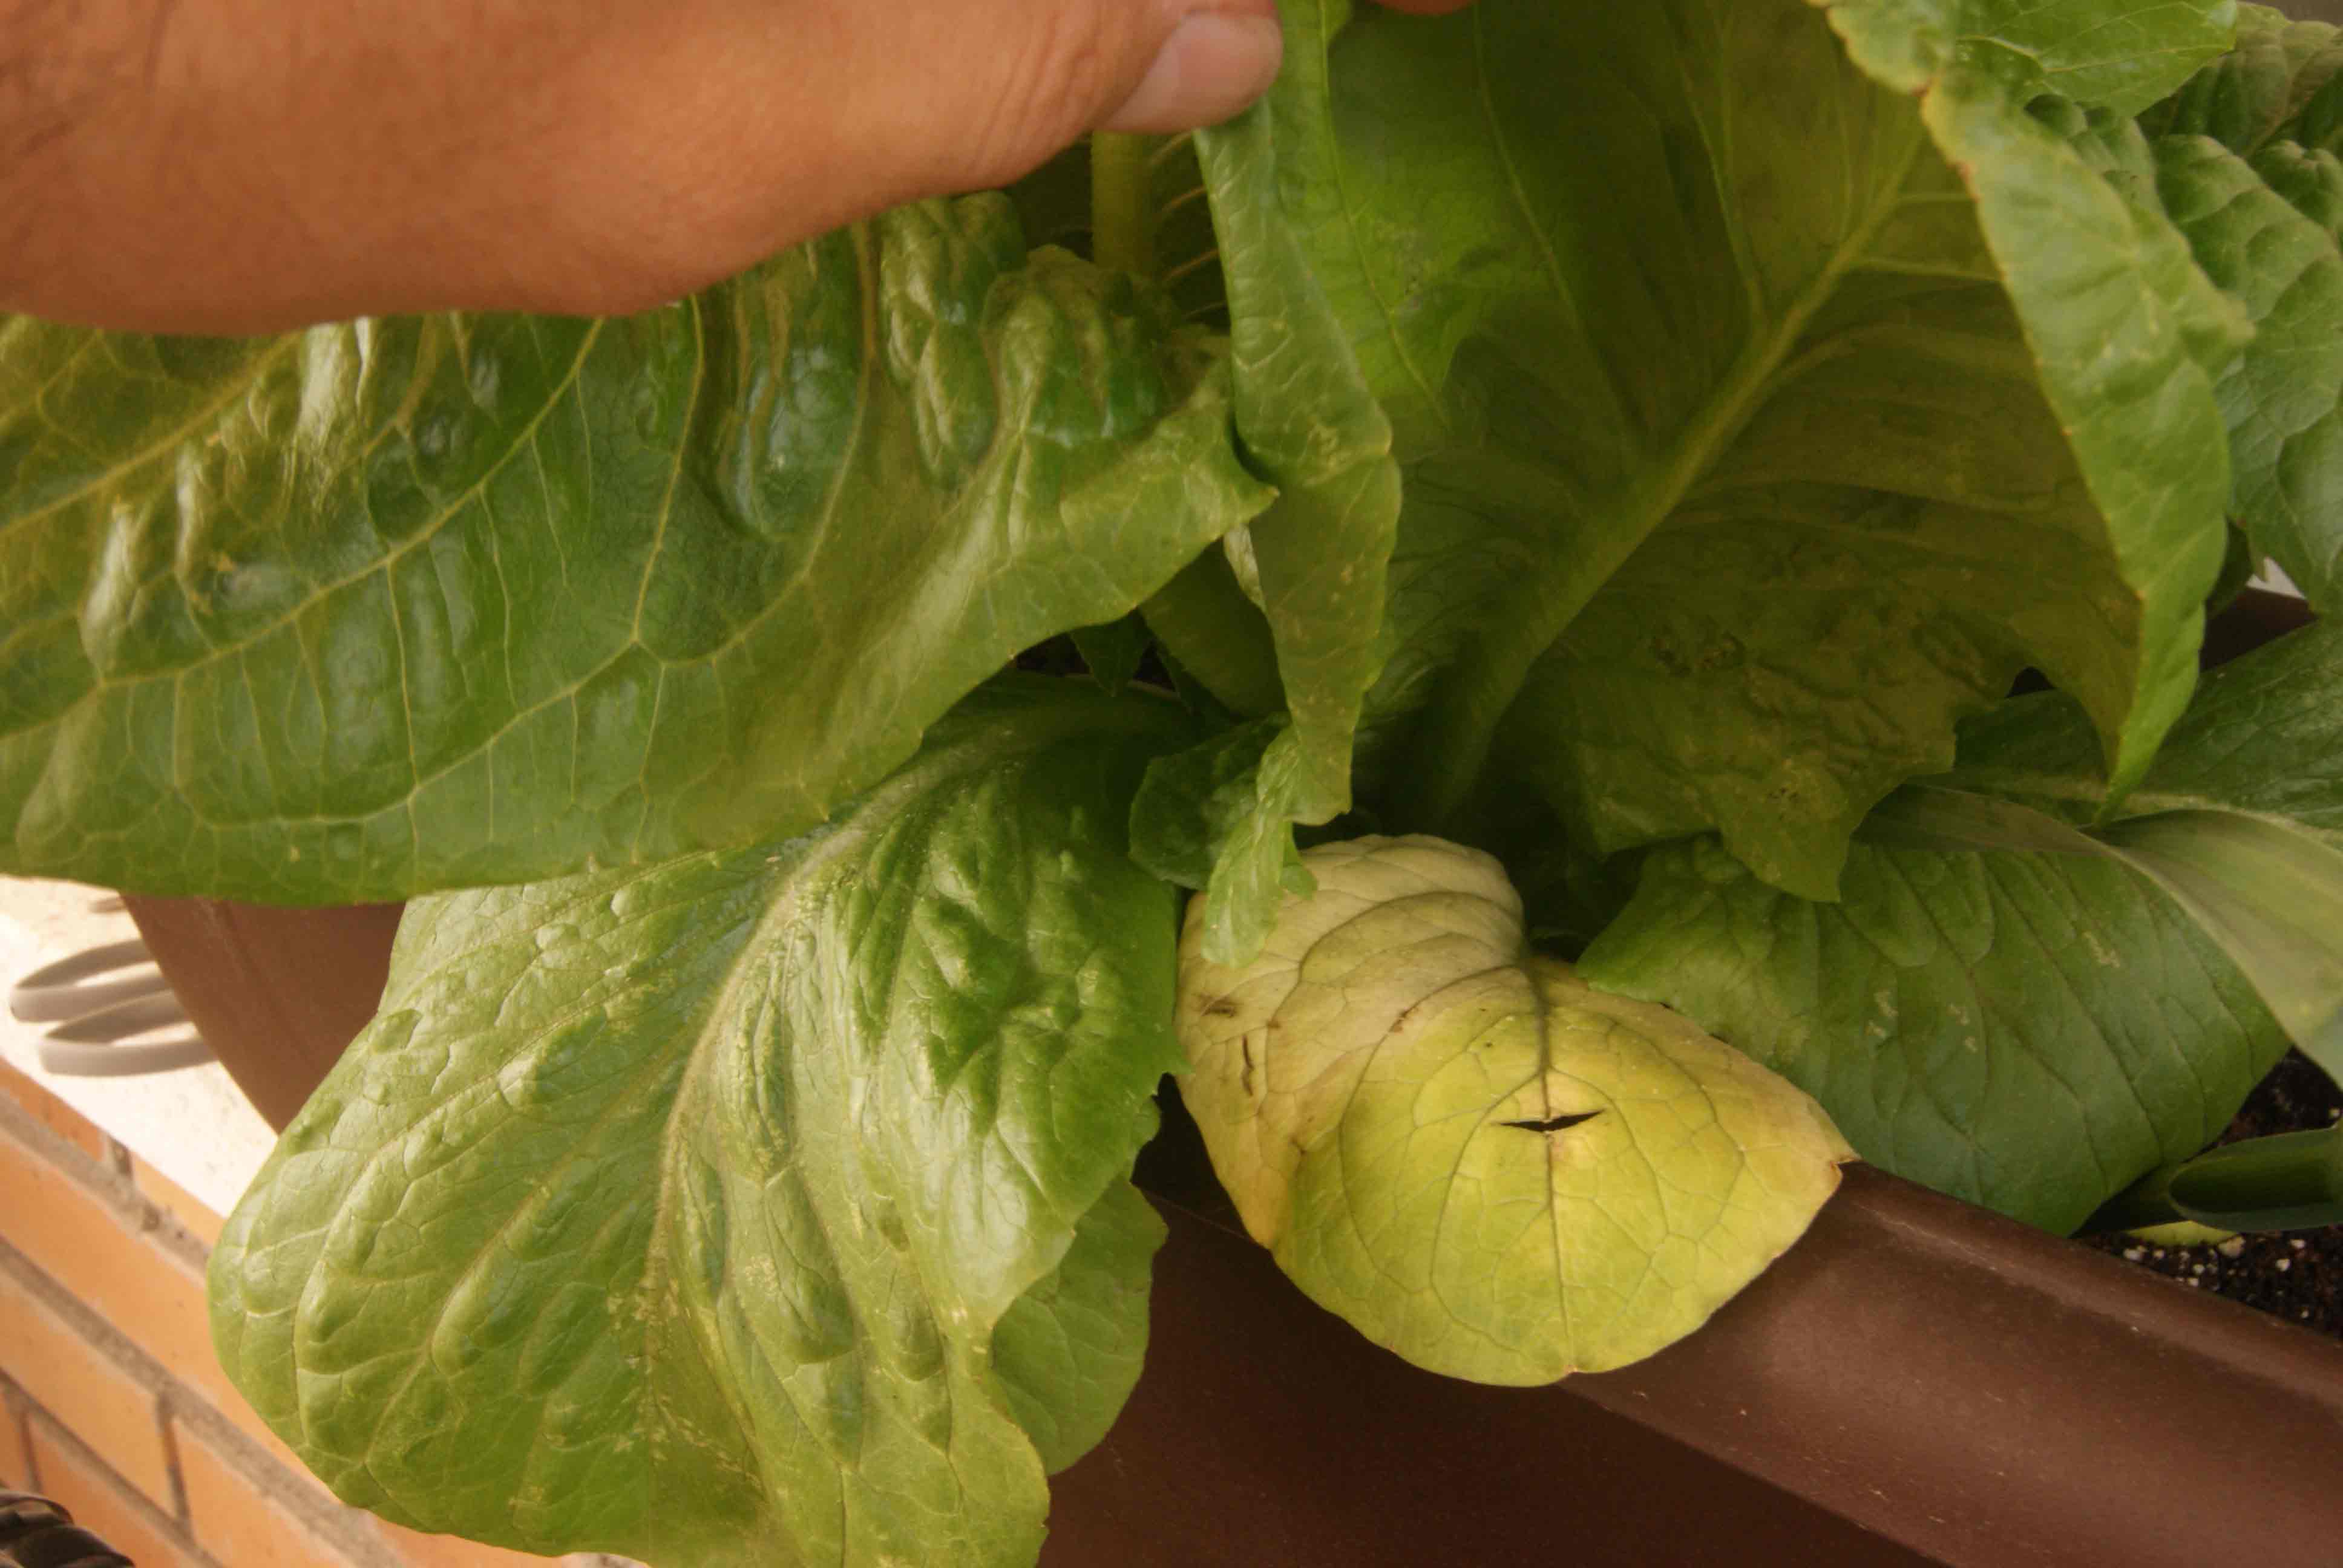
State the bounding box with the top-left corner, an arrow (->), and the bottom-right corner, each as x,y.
1324,953 -> 1525,1298
1401,1044 -> 1558,1363
1517,949 -> 1585,1359
1501,1109 -> 1602,1132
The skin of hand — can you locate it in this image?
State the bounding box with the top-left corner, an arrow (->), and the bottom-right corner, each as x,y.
0,0 -> 1470,333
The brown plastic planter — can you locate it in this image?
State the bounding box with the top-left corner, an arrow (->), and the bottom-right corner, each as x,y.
122,892 -> 2343,1568
120,897 -> 403,1129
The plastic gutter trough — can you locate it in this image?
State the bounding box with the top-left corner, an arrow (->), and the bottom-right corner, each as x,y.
128,895 -> 2343,1567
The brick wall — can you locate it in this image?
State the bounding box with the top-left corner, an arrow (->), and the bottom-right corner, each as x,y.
0,1059 -> 634,1568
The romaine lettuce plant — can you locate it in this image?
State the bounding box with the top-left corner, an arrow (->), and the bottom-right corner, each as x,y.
6,1 -> 2343,1563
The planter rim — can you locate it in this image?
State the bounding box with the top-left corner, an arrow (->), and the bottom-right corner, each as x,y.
1565,1161 -> 2343,1567
126,891 -> 2343,1568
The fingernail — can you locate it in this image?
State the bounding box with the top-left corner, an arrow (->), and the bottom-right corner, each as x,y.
1103,11 -> 1285,134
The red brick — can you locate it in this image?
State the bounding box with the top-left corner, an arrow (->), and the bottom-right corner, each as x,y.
0,1391 -> 30,1491
0,1122 -> 287,1467
0,1272 -> 173,1506
178,1424 -> 372,1568
0,1120 -> 529,1559
0,1059 -> 109,1165
132,1154 -> 225,1250
27,1418 -> 206,1568
0,1121 -> 194,1344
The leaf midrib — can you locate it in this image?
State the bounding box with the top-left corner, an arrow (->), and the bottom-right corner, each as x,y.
1406,134 -> 1929,831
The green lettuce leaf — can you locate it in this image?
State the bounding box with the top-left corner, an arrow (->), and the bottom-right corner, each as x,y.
1176,835 -> 1850,1384
1581,623 -> 2343,1233
1193,60 -> 1401,825
1948,615 -> 2343,833
1129,38 -> 1411,969
2125,9 -> 2343,608
1245,0 -> 2240,900
0,198 -> 1270,901
2138,4 -> 2343,156
1133,545 -> 1285,719
1127,717 -> 1319,966
1578,834 -> 2284,1233
1939,618 -> 2343,1074
1069,614 -> 1152,697
208,679 -> 1188,1568
1855,783 -> 2343,1086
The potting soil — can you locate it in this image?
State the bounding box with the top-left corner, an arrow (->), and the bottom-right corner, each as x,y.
2086,1051 -> 2343,1336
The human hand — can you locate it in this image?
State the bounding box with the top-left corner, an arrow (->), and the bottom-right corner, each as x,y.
1,0 -> 1470,333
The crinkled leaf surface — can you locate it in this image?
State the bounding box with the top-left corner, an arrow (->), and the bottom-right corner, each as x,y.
209,680 -> 1187,1568
1581,622 -> 2343,1233
2132,8 -> 2343,609
0,197 -> 1270,901
1175,835 -> 1850,1384
1193,61 -> 1401,822
1124,71 -> 1407,967
1252,0 -> 2237,898
1579,835 -> 2284,1233
989,1181 -> 1162,1475
1942,618 -> 2343,1074
2138,5 -> 2343,160
1948,616 -> 2343,835
1127,716 -> 1317,966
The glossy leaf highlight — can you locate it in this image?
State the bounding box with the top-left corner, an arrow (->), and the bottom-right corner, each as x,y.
1239,0 -> 2238,898
1,201 -> 1270,901
209,681 -> 1187,1567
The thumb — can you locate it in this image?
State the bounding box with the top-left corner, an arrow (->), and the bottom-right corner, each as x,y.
1096,1 -> 1288,137
910,0 -> 1284,197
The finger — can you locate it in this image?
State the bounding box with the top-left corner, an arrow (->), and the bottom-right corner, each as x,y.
880,0 -> 1283,187
0,0 -> 1289,332
477,0 -> 1289,307
1099,4 -> 1288,136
